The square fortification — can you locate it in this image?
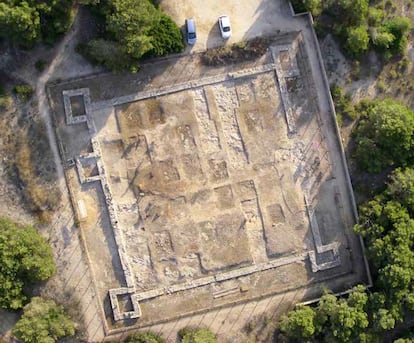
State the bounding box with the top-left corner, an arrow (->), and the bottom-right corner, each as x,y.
49,32 -> 370,331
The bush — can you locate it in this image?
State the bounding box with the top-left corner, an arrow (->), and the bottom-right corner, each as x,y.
13,84 -> 34,102
331,84 -> 357,122
0,218 -> 56,309
125,331 -> 165,343
279,305 -> 316,340
382,17 -> 411,55
345,25 -> 370,56
13,297 -> 75,342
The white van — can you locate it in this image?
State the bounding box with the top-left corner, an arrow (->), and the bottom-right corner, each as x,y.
185,18 -> 197,45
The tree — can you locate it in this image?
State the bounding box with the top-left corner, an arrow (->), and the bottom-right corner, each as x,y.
279,287 -> 370,342
0,218 -> 56,310
107,0 -> 160,59
0,0 -> 74,46
354,169 -> 414,324
279,305 -> 316,341
178,328 -> 216,343
13,297 -> 75,343
146,13 -> 184,57
353,99 -> 414,173
0,2 -> 40,46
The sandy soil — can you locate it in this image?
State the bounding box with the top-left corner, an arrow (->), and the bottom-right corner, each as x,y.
160,0 -> 300,51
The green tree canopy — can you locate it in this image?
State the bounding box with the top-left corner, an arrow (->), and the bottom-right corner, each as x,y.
279,286 -> 370,342
0,0 -> 73,46
279,305 -> 316,341
355,168 -> 414,322
0,218 -> 56,310
353,99 -> 414,173
13,297 -> 75,343
0,2 -> 40,46
107,0 -> 160,59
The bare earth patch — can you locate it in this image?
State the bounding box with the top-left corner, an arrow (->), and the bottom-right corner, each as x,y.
48,30 -> 370,340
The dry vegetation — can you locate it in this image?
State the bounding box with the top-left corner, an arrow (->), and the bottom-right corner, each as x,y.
202,37 -> 269,66
0,86 -> 61,223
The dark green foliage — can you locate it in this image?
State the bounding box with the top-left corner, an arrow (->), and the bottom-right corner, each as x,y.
13,84 -> 34,102
80,0 -> 183,71
353,99 -> 414,173
77,40 -> 139,72
0,2 -> 40,47
146,13 -> 184,57
0,0 -> 74,46
0,218 -> 56,310
279,286 -> 370,342
107,0 -> 160,59
178,327 -> 216,343
380,18 -> 411,55
125,331 -> 165,343
354,168 -> 414,323
13,297 -> 75,342
279,305 -> 316,340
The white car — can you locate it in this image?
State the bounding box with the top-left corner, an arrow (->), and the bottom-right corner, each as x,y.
218,15 -> 231,39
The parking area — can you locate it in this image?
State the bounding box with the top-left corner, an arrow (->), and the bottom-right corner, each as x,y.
160,0 -> 302,51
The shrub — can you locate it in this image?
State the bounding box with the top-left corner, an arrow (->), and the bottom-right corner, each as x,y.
382,17 -> 411,55
13,297 -> 75,342
13,84 -> 33,102
345,25 -> 370,56
178,328 -> 216,343
0,93 -> 11,110
125,331 -> 165,343
0,218 -> 56,309
331,84 -> 357,122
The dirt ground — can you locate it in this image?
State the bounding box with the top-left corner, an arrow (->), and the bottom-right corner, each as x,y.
48,25 -> 370,343
161,0 -> 301,52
